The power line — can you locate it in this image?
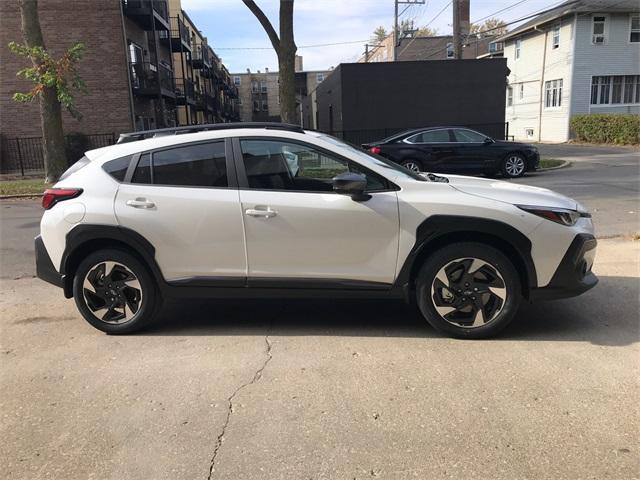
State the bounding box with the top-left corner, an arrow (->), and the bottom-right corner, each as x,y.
215,39 -> 370,50
470,0 -> 529,25
397,0 -> 453,58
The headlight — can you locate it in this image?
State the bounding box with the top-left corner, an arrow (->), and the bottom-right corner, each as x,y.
517,205 -> 591,226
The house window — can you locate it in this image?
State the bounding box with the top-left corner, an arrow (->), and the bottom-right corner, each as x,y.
260,80 -> 267,93
489,41 -> 503,53
233,76 -> 241,86
630,14 -> 640,42
252,81 -> 259,93
591,75 -> 640,105
552,24 -> 560,49
446,42 -> 454,58
253,100 -> 260,112
262,100 -> 268,111
316,73 -> 325,83
519,83 -> 524,100
592,15 -> 606,44
507,86 -> 513,107
544,79 -> 563,108
515,39 -> 522,59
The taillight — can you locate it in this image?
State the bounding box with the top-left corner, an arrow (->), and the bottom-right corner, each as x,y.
370,146 -> 381,155
42,188 -> 83,210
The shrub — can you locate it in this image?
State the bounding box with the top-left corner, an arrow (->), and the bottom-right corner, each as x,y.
570,114 -> 640,145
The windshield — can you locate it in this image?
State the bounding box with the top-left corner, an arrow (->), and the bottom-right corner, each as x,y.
316,133 -> 426,182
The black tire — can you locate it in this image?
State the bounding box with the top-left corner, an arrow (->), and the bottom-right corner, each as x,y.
73,249 -> 161,334
501,153 -> 527,178
416,242 -> 522,339
400,159 -> 423,173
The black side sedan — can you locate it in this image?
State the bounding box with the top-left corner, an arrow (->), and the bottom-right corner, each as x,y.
363,127 -> 540,178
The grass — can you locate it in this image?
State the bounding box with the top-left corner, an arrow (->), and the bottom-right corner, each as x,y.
0,178 -> 50,196
539,158 -> 566,169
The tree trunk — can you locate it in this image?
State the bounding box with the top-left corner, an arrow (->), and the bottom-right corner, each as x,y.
19,0 -> 67,182
242,0 -> 298,124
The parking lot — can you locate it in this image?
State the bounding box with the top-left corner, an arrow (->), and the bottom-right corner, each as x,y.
1,144 -> 639,479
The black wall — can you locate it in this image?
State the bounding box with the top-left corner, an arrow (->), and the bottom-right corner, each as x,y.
307,59 -> 509,143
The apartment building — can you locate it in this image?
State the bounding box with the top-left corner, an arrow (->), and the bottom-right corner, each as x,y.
0,0 -> 238,142
233,62 -> 331,124
500,0 -> 639,142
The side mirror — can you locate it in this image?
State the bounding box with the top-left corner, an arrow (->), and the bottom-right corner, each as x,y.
332,172 -> 371,202
483,137 -> 494,145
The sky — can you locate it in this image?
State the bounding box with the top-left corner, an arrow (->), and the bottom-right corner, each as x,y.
181,0 -> 565,73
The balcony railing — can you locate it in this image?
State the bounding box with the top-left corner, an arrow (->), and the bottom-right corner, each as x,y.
175,78 -> 195,103
170,17 -> 191,48
193,43 -> 211,68
130,62 -> 174,95
122,0 -> 169,27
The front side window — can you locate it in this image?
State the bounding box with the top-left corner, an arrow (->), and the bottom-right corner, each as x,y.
406,129 -> 451,143
240,139 -> 387,193
147,142 -> 227,187
544,79 -> 563,108
630,14 -> 640,42
592,15 -> 606,44
515,39 -> 522,59
552,24 -> 560,48
452,129 -> 487,143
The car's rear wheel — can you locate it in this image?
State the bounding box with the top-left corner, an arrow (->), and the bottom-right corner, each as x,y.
416,243 -> 522,339
400,159 -> 423,173
73,249 -> 161,334
502,153 -> 526,178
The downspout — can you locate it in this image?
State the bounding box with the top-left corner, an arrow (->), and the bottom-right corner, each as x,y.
537,27 -> 548,142
566,12 -> 578,140
119,2 -> 136,131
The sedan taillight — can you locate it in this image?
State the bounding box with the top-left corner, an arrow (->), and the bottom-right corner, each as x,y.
369,146 -> 381,155
42,188 -> 83,210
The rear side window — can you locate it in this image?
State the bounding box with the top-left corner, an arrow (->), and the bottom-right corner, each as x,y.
102,155 -> 133,181
152,142 -> 227,187
406,129 -> 451,143
132,153 -> 151,184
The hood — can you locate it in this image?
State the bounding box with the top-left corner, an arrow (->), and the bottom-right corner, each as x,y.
443,174 -> 579,210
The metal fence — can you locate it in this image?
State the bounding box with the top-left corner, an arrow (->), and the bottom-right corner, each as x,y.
323,122 -> 510,146
0,133 -> 117,176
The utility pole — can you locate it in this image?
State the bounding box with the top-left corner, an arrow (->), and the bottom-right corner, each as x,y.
393,0 -> 426,61
364,43 -> 382,62
452,0 -> 470,59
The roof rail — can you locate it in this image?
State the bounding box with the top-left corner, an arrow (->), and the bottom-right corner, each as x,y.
116,122 -> 305,144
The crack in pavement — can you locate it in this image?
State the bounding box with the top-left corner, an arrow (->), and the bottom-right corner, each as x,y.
206,333 -> 273,479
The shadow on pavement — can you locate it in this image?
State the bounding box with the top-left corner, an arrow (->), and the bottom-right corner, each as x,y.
144,275 -> 639,346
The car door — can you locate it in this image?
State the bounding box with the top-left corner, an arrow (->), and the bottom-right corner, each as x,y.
234,137 -> 400,286
450,128 -> 494,173
403,129 -> 456,172
114,139 -> 247,282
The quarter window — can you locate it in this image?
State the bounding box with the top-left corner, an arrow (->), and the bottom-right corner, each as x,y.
103,155 -> 133,182
630,14 -> 640,42
240,139 -> 387,193
151,142 -> 227,187
544,79 -> 563,108
452,129 -> 487,143
406,129 -> 451,143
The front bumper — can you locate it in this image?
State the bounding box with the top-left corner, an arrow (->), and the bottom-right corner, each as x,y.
35,235 -> 65,289
529,233 -> 598,301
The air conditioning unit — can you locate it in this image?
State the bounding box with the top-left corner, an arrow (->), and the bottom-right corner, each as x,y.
592,35 -> 605,44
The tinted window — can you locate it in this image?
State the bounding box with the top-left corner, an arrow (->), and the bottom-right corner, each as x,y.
240,139 -> 387,192
132,153 -> 151,184
152,142 -> 227,187
407,130 -> 451,143
453,129 -> 488,143
102,155 -> 132,181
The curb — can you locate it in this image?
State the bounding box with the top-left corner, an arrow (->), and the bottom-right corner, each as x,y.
539,160 -> 571,171
0,193 -> 43,199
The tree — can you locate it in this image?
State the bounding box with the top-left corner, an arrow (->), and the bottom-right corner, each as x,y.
470,18 -> 508,37
372,26 -> 388,44
243,0 -> 297,124
10,0 -> 85,183
415,26 -> 439,37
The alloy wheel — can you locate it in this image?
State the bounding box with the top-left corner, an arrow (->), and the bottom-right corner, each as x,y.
402,161 -> 421,173
82,261 -> 143,324
504,155 -> 525,177
430,257 -> 507,328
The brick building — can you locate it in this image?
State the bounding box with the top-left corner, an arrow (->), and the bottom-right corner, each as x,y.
0,0 -> 238,172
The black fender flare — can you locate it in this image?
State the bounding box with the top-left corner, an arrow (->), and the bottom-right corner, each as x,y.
393,215 -> 537,297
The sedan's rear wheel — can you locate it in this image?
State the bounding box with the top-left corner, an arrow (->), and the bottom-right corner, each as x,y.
502,153 -> 526,178
73,249 -> 161,334
416,243 -> 521,339
401,159 -> 423,173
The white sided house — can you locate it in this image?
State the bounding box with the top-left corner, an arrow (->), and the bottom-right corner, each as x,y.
499,0 -> 640,143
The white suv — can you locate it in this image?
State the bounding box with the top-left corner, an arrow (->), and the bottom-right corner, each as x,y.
35,123 -> 598,339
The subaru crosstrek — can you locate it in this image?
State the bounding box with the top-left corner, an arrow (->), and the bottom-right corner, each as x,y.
35,123 -> 598,339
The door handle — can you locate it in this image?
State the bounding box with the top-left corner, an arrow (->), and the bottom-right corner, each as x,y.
245,207 -> 277,218
126,198 -> 155,209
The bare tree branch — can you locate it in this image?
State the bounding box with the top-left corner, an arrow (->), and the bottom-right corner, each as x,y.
242,0 -> 280,51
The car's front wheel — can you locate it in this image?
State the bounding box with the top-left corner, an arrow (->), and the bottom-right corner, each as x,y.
73,249 -> 161,334
400,159 -> 423,173
502,153 -> 527,178
416,243 -> 522,339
